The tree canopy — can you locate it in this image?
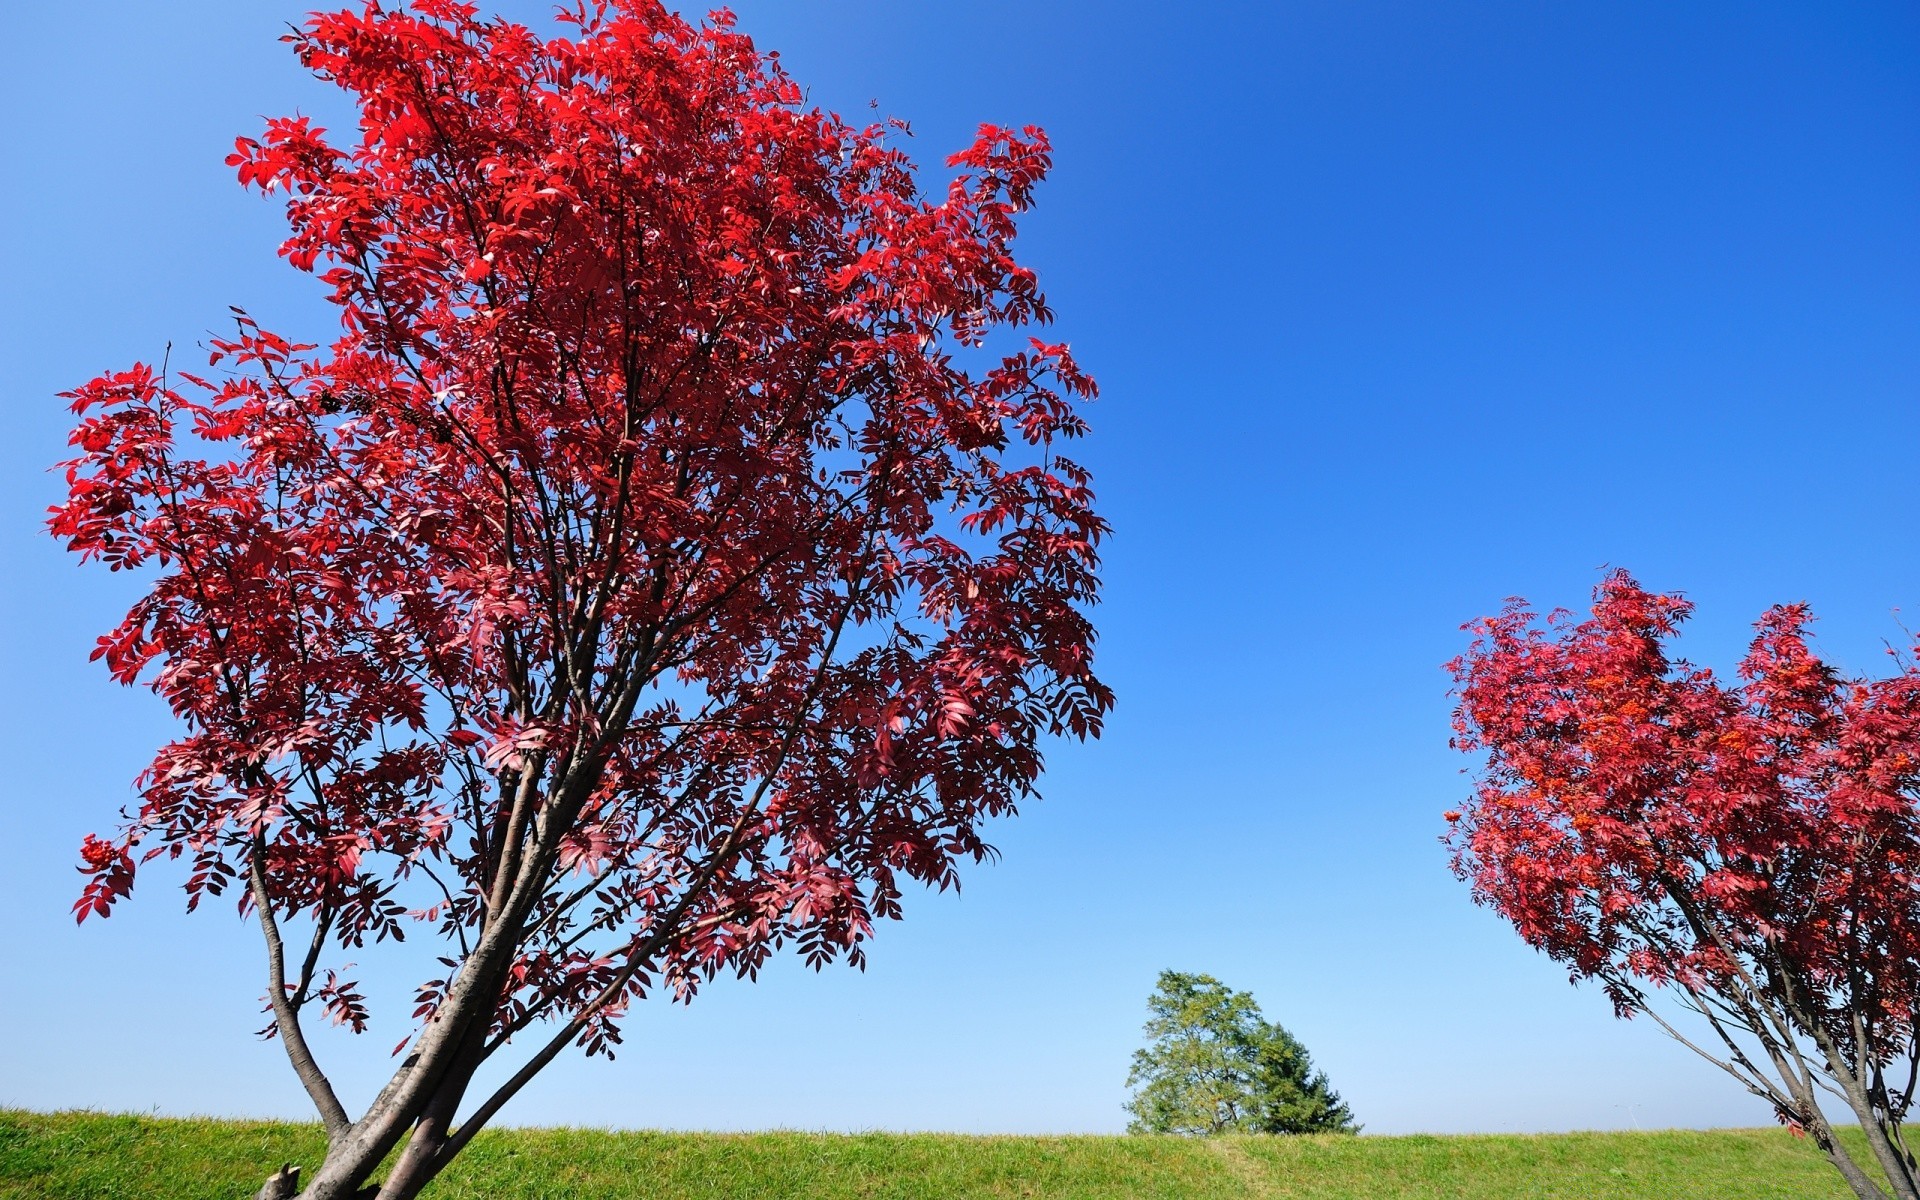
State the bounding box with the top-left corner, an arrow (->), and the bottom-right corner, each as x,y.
50,3 -> 1107,1197
1450,572 -> 1920,1200
1125,971 -> 1357,1136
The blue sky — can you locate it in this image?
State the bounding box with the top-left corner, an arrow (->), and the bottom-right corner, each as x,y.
2,0 -> 1917,1136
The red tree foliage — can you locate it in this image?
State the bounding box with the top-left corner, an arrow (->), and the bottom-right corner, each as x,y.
50,4 -> 1108,1197
1450,572 -> 1920,1200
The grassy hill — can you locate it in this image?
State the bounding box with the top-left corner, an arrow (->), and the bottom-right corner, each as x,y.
0,1109 -> 1887,1199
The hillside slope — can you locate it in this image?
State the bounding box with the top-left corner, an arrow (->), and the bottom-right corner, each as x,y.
0,1109 -> 1883,1198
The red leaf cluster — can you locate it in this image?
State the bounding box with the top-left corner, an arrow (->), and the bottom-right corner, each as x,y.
52,0 -> 1108,1077
1450,572 -> 1920,1191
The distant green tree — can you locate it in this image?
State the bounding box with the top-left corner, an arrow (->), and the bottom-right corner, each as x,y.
1124,971 -> 1358,1136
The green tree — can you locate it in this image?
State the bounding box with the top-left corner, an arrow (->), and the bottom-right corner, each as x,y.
1124,971 -> 1358,1136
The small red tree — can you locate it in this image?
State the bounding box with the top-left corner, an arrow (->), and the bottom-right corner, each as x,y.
1449,572 -> 1920,1200
50,4 -> 1109,1198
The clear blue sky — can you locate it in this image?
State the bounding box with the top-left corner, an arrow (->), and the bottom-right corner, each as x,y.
2,1 -> 1916,1136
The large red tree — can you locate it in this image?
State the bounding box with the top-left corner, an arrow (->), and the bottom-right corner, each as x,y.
1449,573 -> 1920,1199
51,4 -> 1109,1197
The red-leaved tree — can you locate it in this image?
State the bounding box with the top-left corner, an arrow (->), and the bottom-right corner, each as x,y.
1449,572 -> 1920,1199
50,4 -> 1109,1197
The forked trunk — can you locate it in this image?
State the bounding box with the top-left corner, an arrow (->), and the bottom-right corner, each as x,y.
1814,1128 -> 1896,1200
265,962 -> 502,1200
1853,1109 -> 1920,1200
1850,1116 -> 1920,1200
359,1059 -> 478,1200
262,1068 -> 472,1200
1815,1057 -> 1920,1200
1803,1094 -> 1914,1200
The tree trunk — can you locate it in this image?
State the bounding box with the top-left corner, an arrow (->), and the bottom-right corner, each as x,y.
1807,1109 -> 1896,1200
1804,1050 -> 1920,1200
1822,1142 -> 1895,1200
269,1041 -> 484,1199
264,920 -> 523,1200
358,1043 -> 485,1200
270,1133 -> 385,1200
256,1077 -> 467,1200
1835,1090 -> 1912,1190
1865,1120 -> 1920,1200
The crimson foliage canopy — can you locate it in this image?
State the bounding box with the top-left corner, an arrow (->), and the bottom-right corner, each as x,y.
51,4 -> 1108,1196
1450,573 -> 1920,1200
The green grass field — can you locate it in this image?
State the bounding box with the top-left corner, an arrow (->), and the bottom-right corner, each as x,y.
0,1109 -> 1890,1199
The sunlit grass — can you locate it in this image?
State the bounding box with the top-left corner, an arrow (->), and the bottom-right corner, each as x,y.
0,1109 -> 1886,1198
